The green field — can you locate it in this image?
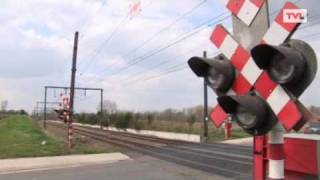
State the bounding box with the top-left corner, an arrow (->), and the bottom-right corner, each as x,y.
0,115 -> 66,158
0,115 -> 114,159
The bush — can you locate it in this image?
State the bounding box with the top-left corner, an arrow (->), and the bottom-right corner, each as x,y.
133,119 -> 144,131
147,113 -> 154,126
187,114 -> 196,128
100,115 -> 110,127
75,113 -> 100,125
114,112 -> 132,130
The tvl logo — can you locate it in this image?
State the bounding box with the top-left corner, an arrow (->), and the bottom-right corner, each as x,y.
284,9 -> 307,23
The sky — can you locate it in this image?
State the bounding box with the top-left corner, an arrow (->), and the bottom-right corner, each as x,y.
0,0 -> 319,113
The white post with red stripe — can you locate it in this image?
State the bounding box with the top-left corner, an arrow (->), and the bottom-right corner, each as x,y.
60,93 -> 73,153
268,122 -> 285,180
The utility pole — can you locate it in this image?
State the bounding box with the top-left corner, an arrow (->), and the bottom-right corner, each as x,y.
68,31 -> 79,153
43,87 -> 47,128
36,102 -> 39,119
203,51 -> 208,143
100,89 -> 104,129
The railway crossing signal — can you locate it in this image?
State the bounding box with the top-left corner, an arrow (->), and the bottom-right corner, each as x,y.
54,93 -> 70,124
210,2 -> 303,131
251,39 -> 318,98
218,94 -> 277,135
188,53 -> 236,139
54,109 -> 69,123
189,0 -> 317,179
218,39 -> 318,135
188,54 -> 235,96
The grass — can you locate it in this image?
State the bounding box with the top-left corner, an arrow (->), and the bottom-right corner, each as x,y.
0,115 -> 66,159
43,123 -> 120,155
0,115 -> 117,159
206,127 -> 250,143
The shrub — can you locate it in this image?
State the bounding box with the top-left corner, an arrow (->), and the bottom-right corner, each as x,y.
114,112 -> 132,130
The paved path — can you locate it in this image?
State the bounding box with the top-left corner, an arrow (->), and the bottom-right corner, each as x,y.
0,153 -> 230,180
0,153 -> 129,174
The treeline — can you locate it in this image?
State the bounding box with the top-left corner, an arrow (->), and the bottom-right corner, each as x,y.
0,110 -> 28,115
74,105 -> 204,131
0,110 -> 28,119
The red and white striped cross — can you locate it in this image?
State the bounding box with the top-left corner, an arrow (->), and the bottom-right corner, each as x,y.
218,0 -> 265,26
209,2 -> 302,131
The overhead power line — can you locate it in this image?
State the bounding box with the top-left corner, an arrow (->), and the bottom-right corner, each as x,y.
79,0 -> 108,40
127,64 -> 188,85
122,0 -> 207,58
95,13 -> 230,77
122,48 -> 219,85
78,13 -> 129,72
79,0 -> 208,75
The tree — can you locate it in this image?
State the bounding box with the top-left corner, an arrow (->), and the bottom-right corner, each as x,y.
147,113 -> 154,126
100,100 -> 117,114
98,100 -> 117,127
115,112 -> 132,130
187,114 -> 196,128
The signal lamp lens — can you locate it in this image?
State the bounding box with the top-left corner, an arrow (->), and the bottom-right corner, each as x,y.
269,54 -> 295,83
235,106 -> 257,129
218,95 -> 277,135
207,67 -> 224,91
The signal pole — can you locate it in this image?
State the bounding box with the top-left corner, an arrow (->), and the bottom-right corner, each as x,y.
203,51 -> 208,143
231,2 -> 269,179
100,89 -> 104,129
68,31 -> 79,153
43,87 -> 48,128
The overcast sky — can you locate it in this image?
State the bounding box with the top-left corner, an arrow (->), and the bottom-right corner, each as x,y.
0,0 -> 319,113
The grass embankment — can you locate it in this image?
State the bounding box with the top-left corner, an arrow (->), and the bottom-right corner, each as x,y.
0,115 -> 65,158
0,115 -> 115,159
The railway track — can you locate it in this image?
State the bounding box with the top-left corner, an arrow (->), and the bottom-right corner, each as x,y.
47,121 -> 253,179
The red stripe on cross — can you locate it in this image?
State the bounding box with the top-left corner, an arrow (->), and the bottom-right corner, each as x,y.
227,0 -> 246,15
255,73 -> 301,130
210,105 -> 228,128
278,101 -> 302,131
254,72 -> 277,99
275,2 -> 300,32
250,0 -> 264,7
232,73 -> 252,95
230,46 -> 251,71
210,25 -> 228,48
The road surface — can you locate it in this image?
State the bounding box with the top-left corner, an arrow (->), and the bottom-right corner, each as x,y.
0,152 -> 247,180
